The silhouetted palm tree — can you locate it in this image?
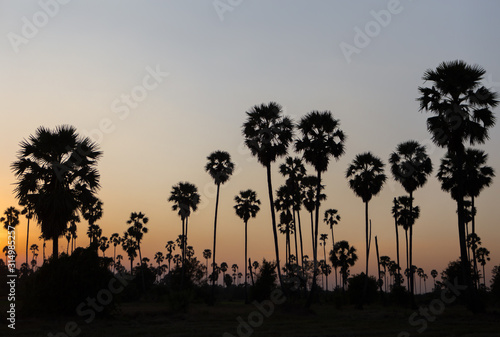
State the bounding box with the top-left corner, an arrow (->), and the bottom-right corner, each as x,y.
418,60 -> 498,298
154,251 -> 164,281
203,249 -> 212,281
431,269 -> 438,289
296,111 -> 345,304
324,208 -> 341,288
391,197 -> 403,282
126,212 -> 149,265
346,152 -> 386,300
110,233 -> 121,272
20,199 -> 34,269
330,240 -> 358,290
279,156 -> 307,269
220,262 -> 228,286
99,236 -> 109,257
379,256 -> 391,292
168,182 -> 200,268
390,140 -> 432,301
234,189 -> 261,303
476,247 -> 490,287
301,175 -> 326,257
11,126 -> 102,259
82,198 -> 103,245
205,150 -> 234,292
319,233 -> 329,290
165,240 -> 175,273
275,185 -> 294,264
243,101 -> 293,288
122,232 -> 138,273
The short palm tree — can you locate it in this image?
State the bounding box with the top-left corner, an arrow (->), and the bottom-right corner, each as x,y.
476,247 -> 490,287
418,60 -> 498,296
126,212 -> 149,265
279,156 -> 307,269
242,101 -> 293,288
202,249 -> 212,281
324,208 -> 341,288
11,125 -> 102,259
296,111 -> 345,304
98,236 -> 109,257
165,240 -> 175,273
110,233 -> 122,272
346,152 -> 386,285
234,189 -> 261,303
330,240 -> 358,290
82,198 -> 103,245
389,140 -> 432,299
301,175 -> 326,256
168,182 -> 200,268
205,150 -> 234,291
20,199 -> 34,269
121,232 -> 138,273
431,269 -> 438,289
391,197 -> 402,282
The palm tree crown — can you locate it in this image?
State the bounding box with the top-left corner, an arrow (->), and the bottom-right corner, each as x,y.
205,150 -> 234,185
234,190 -> 261,223
346,152 -> 386,203
168,182 -> 201,220
11,125 -> 102,258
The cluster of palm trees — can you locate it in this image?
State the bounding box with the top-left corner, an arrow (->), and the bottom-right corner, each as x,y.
2,60 -> 497,308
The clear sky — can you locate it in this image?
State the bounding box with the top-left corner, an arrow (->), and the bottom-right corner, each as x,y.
1,1 -> 499,283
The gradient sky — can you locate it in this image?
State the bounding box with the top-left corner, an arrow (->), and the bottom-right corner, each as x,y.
1,1 -> 500,284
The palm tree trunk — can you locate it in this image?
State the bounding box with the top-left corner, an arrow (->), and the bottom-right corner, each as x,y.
25,215 -> 30,269
296,210 -> 304,271
53,236 -> 59,260
245,220 -> 249,304
405,228 -> 409,292
471,195 -> 478,289
310,211 -> 315,257
266,163 -> 284,289
409,191 -> 416,307
360,200 -> 370,307
395,216 -> 401,282
211,183 -> 221,301
331,226 -> 336,288
306,170 -> 322,308
292,211 -> 298,265
323,243 -> 328,291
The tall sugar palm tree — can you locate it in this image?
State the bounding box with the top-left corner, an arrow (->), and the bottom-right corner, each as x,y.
126,212 -> 149,265
296,111 -> 345,304
121,232 -> 138,273
279,157 -> 307,269
324,208 -> 341,288
234,189 -> 261,303
242,101 -> 293,288
389,140 -> 432,301
301,175 -> 326,257
391,197 -> 403,283
98,236 -> 109,257
203,249 -> 212,281
346,152 -> 386,303
168,182 -> 200,280
205,150 -> 234,292
20,199 -> 34,269
82,198 -> 103,245
165,240 -> 175,273
110,233 -> 121,272
274,185 -> 295,265
11,125 -> 102,259
418,60 -> 498,299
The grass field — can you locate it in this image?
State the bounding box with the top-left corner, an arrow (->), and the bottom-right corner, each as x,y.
3,301 -> 500,337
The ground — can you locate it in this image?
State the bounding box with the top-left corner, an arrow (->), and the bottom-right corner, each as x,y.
3,301 -> 500,337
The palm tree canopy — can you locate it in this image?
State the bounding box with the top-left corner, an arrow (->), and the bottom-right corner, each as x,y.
1,207 -> 20,231
418,60 -> 498,151
11,125 -> 102,240
346,152 -> 387,203
295,111 -> 345,173
234,189 -> 261,223
324,208 -> 340,229
279,156 -> 306,208
437,148 -> 495,200
242,102 -> 294,166
205,150 -> 234,185
395,196 -> 420,230
389,140 -> 433,194
168,182 -> 201,220
301,175 -> 326,213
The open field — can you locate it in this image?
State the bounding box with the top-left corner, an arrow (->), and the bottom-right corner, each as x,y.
3,301 -> 500,337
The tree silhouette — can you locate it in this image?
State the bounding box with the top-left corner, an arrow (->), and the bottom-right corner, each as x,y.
391,197 -> 403,283
11,126 -> 102,259
279,156 -> 307,270
205,150 -> 234,295
202,249 -> 212,281
431,269 -> 438,289
82,198 -> 103,245
165,240 -> 175,273
98,236 -> 109,257
110,233 -> 122,272
324,208 -> 341,288
154,251 -> 165,281
330,240 -> 358,290
319,233 -> 329,291
346,152 -> 386,304
296,110 -> 345,304
476,247 -> 490,287
390,140 -> 432,302
418,60 -> 498,302
275,185 -> 294,265
234,189 -> 261,303
122,232 -> 138,273
220,262 -> 228,286
20,199 -> 34,269
168,182 -> 200,283
126,212 -> 149,265
243,101 -> 293,288
301,175 -> 326,258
